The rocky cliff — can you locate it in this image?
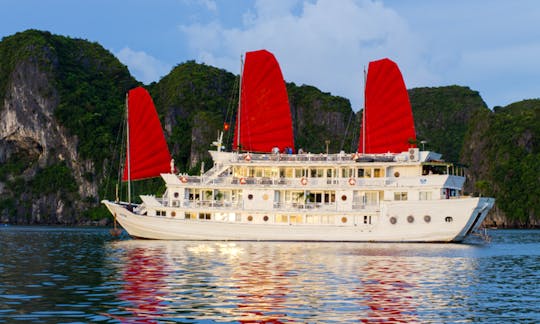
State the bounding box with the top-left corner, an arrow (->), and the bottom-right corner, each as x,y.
0,30 -> 136,224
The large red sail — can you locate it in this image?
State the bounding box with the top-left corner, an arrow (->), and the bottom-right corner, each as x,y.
358,58 -> 416,154
233,50 -> 294,153
122,87 -> 172,181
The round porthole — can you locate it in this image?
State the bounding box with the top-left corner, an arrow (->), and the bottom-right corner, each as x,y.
174,192 -> 179,198
407,215 -> 414,223
248,194 -> 253,200
445,216 -> 453,223
341,217 -> 348,223
424,215 -> 431,223
341,195 -> 347,201
390,216 -> 397,224
247,215 -> 253,221
394,171 -> 400,178
263,215 -> 269,222
171,211 -> 176,217
263,194 -> 269,201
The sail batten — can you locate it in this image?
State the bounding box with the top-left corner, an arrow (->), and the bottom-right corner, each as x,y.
122,87 -> 172,181
359,58 -> 416,154
233,50 -> 294,153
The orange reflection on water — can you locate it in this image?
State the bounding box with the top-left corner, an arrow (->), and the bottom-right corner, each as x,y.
357,258 -> 419,323
117,245 -> 168,323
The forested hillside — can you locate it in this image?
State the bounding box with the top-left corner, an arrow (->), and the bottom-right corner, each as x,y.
0,29 -> 538,226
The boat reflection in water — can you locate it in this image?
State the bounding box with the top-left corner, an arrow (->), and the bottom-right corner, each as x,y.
106,240 -> 477,322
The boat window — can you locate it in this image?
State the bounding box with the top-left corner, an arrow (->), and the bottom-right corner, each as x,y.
394,192 -> 408,201
324,192 -> 335,203
326,169 -> 334,178
199,213 -> 211,220
290,215 -> 303,224
320,215 -> 334,224
306,215 -> 317,224
342,168 -> 353,178
276,215 -> 288,223
357,168 -> 364,178
255,168 -> 263,177
373,168 -> 381,178
367,192 -> 378,205
284,168 -> 293,178
364,168 -> 372,178
294,168 -> 305,178
420,191 -> 432,200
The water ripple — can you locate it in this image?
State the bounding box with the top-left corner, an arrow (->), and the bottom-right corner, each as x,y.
0,227 -> 539,323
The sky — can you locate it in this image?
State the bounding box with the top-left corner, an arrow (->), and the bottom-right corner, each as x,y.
1,0 -> 539,111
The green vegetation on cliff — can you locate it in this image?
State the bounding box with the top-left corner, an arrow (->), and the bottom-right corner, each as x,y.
150,61 -> 237,173
409,86 -> 489,162
463,100 -> 540,225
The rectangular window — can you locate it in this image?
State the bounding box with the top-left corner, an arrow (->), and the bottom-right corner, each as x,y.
276,215 -> 288,223
365,168 -> 372,178
320,215 -> 335,224
199,213 -> 211,220
306,215 -> 317,224
394,192 -> 408,201
290,215 -> 303,224
420,191 -> 432,200
373,168 -> 381,178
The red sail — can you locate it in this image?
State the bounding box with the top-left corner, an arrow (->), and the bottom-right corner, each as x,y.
233,50 -> 294,153
358,58 -> 416,154
122,87 -> 172,181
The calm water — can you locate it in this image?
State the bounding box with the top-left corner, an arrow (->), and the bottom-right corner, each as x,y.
0,227 -> 539,323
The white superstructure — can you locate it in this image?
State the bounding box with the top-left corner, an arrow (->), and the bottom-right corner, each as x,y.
103,148 -> 494,242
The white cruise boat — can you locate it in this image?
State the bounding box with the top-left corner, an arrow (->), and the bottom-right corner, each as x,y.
102,51 -> 494,242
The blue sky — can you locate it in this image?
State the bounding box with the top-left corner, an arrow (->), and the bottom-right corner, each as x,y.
1,0 -> 539,110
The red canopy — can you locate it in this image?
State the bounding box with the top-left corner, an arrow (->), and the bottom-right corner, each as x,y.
122,87 -> 172,181
233,50 -> 294,153
358,58 -> 416,154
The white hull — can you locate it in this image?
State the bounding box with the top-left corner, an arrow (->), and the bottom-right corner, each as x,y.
103,197 -> 494,242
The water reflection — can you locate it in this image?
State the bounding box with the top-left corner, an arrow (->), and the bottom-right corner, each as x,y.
2,228 -> 539,322
116,245 -> 168,323
105,241 -> 481,322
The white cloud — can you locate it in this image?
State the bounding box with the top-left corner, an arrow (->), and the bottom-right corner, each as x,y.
116,47 -> 172,84
180,0 -> 433,110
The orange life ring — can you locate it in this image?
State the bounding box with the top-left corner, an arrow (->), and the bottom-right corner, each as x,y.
244,154 -> 252,162
300,177 -> 308,185
180,176 -> 188,183
348,178 -> 356,186
352,153 -> 359,160
240,177 -> 247,185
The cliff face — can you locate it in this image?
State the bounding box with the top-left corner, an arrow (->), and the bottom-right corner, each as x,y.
0,30 -> 136,224
461,100 -> 540,227
409,86 -> 489,163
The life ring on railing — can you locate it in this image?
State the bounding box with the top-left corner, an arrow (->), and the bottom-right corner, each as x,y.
348,178 -> 356,186
351,153 -> 359,160
239,177 -> 247,185
244,154 -> 252,162
180,176 -> 188,183
300,177 -> 308,185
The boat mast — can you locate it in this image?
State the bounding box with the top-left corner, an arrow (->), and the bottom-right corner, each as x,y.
125,92 -> 131,205
236,54 -> 244,152
362,66 -> 367,155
